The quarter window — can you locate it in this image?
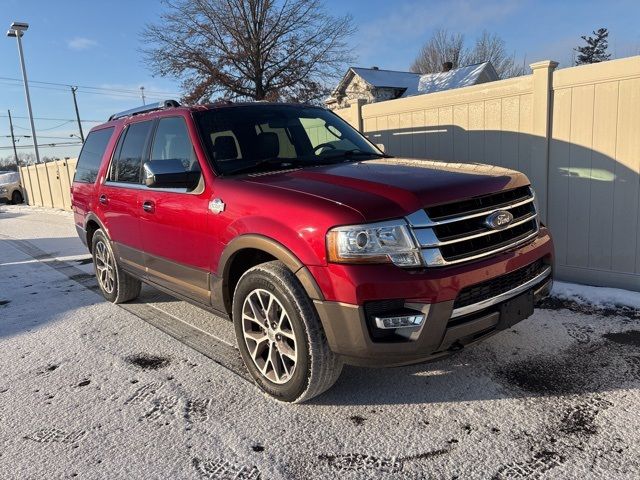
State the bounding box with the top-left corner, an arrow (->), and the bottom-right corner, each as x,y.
74,127 -> 114,183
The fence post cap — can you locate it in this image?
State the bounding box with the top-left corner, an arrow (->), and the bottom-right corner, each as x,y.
529,60 -> 559,71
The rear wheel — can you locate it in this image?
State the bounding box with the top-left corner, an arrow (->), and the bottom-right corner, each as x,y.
92,229 -> 141,303
11,190 -> 23,204
233,261 -> 343,403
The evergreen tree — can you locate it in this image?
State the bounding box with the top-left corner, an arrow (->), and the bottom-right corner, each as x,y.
575,28 -> 611,65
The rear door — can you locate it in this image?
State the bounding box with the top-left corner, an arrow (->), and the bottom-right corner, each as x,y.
138,115 -> 212,303
97,120 -> 154,278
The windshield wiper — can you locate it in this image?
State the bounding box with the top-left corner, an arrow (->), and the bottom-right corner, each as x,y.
224,157 -> 303,176
319,149 -> 388,162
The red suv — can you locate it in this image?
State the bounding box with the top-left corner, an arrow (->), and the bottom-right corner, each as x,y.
71,100 -> 553,402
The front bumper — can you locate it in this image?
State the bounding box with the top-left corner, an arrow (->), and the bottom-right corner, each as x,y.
313,229 -> 554,367
315,275 -> 551,367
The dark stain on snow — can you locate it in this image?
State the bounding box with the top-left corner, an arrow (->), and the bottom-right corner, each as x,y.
559,397 -> 612,436
0,299 -> 10,306
349,415 -> 366,426
77,380 -> 91,387
251,445 -> 265,452
602,330 -> 640,347
538,296 -> 640,321
125,354 -> 170,370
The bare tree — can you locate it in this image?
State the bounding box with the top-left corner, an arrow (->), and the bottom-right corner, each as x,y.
468,31 -> 526,78
411,29 -> 525,78
142,0 -> 355,103
411,29 -> 468,74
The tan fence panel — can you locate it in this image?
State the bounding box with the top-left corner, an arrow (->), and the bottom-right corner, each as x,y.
27,165 -> 43,206
18,166 -> 32,205
549,56 -> 640,290
16,158 -> 77,211
360,75 -> 536,180
46,161 -> 64,209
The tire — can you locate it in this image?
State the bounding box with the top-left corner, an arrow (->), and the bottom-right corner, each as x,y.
91,229 -> 141,304
232,260 -> 343,403
11,190 -> 23,205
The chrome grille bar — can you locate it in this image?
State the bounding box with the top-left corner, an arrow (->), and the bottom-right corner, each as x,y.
451,266 -> 551,318
406,186 -> 539,267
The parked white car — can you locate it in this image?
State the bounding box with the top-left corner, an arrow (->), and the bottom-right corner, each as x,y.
0,171 -> 24,204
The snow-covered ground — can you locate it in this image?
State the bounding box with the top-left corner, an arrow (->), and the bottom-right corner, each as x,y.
1,204 -> 639,479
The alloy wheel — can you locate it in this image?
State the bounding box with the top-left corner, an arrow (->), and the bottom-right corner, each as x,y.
241,288 -> 298,384
94,240 -> 116,294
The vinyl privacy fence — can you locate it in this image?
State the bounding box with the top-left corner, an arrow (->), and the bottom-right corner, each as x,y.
335,56 -> 640,291
19,158 -> 77,211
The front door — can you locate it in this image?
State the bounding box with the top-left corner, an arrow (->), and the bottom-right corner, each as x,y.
138,116 -> 212,304
97,119 -> 154,278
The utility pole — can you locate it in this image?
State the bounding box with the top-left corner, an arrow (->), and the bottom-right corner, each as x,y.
7,110 -> 20,170
140,86 -> 146,105
7,22 -> 41,164
70,86 -> 84,142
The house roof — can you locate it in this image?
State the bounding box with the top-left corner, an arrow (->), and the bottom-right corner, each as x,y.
330,67 -> 421,98
327,62 -> 499,104
409,62 -> 499,96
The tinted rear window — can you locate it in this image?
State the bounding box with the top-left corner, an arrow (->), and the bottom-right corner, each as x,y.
74,127 -> 114,183
108,121 -> 153,184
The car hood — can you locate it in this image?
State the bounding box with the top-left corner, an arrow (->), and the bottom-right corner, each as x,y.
242,158 -> 530,221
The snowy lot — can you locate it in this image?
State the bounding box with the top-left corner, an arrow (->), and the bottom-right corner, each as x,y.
1,204 -> 639,480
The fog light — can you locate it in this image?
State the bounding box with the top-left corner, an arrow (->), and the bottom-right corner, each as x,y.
374,313 -> 425,329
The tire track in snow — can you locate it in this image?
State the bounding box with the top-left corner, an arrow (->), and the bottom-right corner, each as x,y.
0,234 -> 250,382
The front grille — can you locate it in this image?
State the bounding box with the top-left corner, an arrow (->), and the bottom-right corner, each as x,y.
409,186 -> 539,266
453,259 -> 546,310
426,186 -> 532,221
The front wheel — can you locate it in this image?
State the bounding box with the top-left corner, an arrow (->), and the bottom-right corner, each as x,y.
233,261 -> 343,403
91,229 -> 141,304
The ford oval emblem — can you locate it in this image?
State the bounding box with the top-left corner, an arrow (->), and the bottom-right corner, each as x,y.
484,210 -> 514,230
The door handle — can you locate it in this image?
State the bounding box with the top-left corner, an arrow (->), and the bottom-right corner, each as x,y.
99,194 -> 108,205
142,200 -> 155,213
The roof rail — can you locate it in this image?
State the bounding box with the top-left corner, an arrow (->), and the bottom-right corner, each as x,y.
108,99 -> 181,121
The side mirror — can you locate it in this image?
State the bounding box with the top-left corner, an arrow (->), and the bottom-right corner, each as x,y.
143,160 -> 199,189
375,143 -> 386,153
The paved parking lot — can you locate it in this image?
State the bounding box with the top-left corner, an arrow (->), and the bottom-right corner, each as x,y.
1,205 -> 639,479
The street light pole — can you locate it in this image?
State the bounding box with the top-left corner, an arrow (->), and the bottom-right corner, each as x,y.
7,110 -> 20,170
70,86 -> 84,142
7,22 -> 41,164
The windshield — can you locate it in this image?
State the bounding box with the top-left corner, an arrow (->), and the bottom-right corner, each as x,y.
194,105 -> 385,175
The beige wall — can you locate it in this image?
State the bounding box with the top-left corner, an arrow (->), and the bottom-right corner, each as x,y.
19,158 -> 77,211
335,56 -> 640,291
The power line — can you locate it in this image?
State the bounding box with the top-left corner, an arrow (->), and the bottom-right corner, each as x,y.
0,142 -> 82,150
0,114 -> 102,122
0,76 -> 180,97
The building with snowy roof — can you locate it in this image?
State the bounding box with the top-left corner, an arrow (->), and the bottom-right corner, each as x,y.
326,62 -> 499,109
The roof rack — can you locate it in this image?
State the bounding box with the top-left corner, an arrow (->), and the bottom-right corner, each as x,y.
108,99 -> 180,121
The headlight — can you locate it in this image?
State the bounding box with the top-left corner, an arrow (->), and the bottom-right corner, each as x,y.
0,187 -> 7,194
327,220 -> 422,267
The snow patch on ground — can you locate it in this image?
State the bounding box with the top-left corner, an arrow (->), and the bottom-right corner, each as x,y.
552,280 -> 640,310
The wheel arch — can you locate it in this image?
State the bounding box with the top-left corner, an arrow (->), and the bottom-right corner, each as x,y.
213,234 -> 324,316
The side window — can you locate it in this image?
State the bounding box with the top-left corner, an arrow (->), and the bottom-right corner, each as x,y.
109,121 -> 153,183
148,117 -> 202,191
74,127 -> 114,183
150,117 -> 199,171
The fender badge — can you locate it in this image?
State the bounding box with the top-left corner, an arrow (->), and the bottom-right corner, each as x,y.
209,198 -> 225,214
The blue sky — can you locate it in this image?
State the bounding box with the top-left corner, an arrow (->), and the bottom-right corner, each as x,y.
1,0 -> 639,159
